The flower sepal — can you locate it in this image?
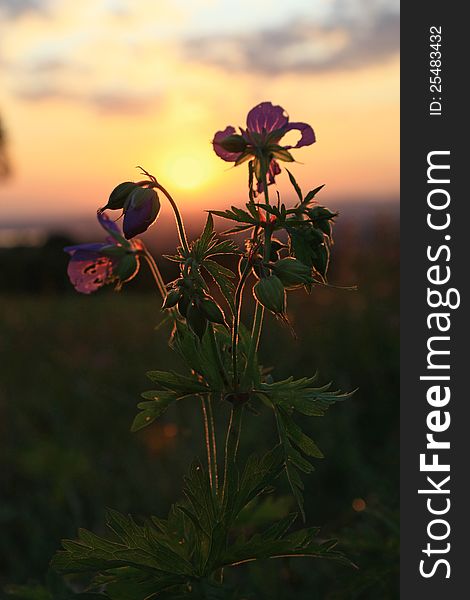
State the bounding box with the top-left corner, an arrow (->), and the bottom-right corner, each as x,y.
99,243 -> 129,257
113,253 -> 140,283
105,181 -> 138,210
217,134 -> 247,154
271,257 -> 313,289
253,274 -> 286,316
270,146 -> 295,163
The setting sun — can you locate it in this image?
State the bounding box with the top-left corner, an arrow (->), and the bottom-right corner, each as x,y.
157,146 -> 218,192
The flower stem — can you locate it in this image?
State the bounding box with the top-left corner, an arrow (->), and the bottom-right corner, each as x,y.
201,396 -> 218,495
155,183 -> 190,255
231,259 -> 252,390
244,172 -> 271,380
142,247 -> 167,300
222,401 -> 244,504
208,323 -> 229,388
207,395 -> 218,491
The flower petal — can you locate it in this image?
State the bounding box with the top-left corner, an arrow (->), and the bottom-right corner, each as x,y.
98,210 -> 124,237
282,122 -> 316,149
123,195 -> 157,239
66,249 -> 115,294
64,242 -> 107,256
212,126 -> 242,162
246,102 -> 288,134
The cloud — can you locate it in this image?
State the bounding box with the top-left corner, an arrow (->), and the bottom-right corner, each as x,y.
14,83 -> 163,115
0,0 -> 45,18
182,0 -> 399,75
87,90 -> 163,114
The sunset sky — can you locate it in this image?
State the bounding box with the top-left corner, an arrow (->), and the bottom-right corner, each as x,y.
0,0 -> 399,238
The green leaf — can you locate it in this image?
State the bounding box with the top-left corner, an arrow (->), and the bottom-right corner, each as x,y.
217,521 -> 350,570
254,374 -> 353,518
209,207 -> 257,227
286,169 -> 303,201
131,393 -> 181,432
146,370 -> 209,394
200,213 -> 214,249
231,446 -> 284,519
279,409 -> 324,458
170,321 -> 229,391
52,510 -> 194,577
203,259 -> 236,315
303,184 -> 325,205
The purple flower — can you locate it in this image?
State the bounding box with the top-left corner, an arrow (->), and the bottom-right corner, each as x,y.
102,183 -> 161,240
64,211 -> 142,294
123,187 -> 160,239
213,102 -> 315,192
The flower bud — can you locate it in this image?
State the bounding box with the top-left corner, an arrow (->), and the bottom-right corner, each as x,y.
253,275 -> 286,316
218,134 -> 247,153
123,187 -> 161,239
271,257 -> 313,289
308,206 -> 337,238
177,293 -> 191,318
162,287 -> 182,309
187,302 -> 208,340
308,206 -> 337,221
199,297 -> 226,325
106,182 -> 138,210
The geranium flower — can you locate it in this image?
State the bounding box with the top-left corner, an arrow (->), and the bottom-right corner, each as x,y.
101,182 -> 161,240
213,102 -> 315,192
64,211 -> 142,294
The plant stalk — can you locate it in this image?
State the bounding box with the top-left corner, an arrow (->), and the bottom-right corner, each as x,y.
201,396 -> 218,496
208,323 -> 229,388
222,401 -> 244,504
244,171 -> 271,379
155,183 -> 190,255
142,248 -> 167,301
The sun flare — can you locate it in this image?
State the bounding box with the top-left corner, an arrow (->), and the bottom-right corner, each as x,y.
157,147 -> 217,192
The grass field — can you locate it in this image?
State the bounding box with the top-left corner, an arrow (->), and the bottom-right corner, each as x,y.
0,214 -> 399,598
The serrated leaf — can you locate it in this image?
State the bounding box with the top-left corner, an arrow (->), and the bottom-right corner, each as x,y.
232,446 -> 284,519
217,523 -> 350,569
286,169 -> 302,201
303,184 -> 325,205
279,410 -> 324,458
209,207 -> 257,227
52,511 -> 194,577
146,370 -> 209,394
131,393 -> 183,432
287,443 -> 315,473
203,259 -> 236,315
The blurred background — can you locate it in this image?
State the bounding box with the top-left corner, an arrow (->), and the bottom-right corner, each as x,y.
0,0 -> 399,598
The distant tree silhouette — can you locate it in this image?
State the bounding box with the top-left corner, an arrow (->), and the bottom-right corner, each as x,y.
0,112 -> 11,179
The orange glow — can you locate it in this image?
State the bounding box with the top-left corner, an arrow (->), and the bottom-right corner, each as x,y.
352,498 -> 367,512
0,2 -> 399,228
